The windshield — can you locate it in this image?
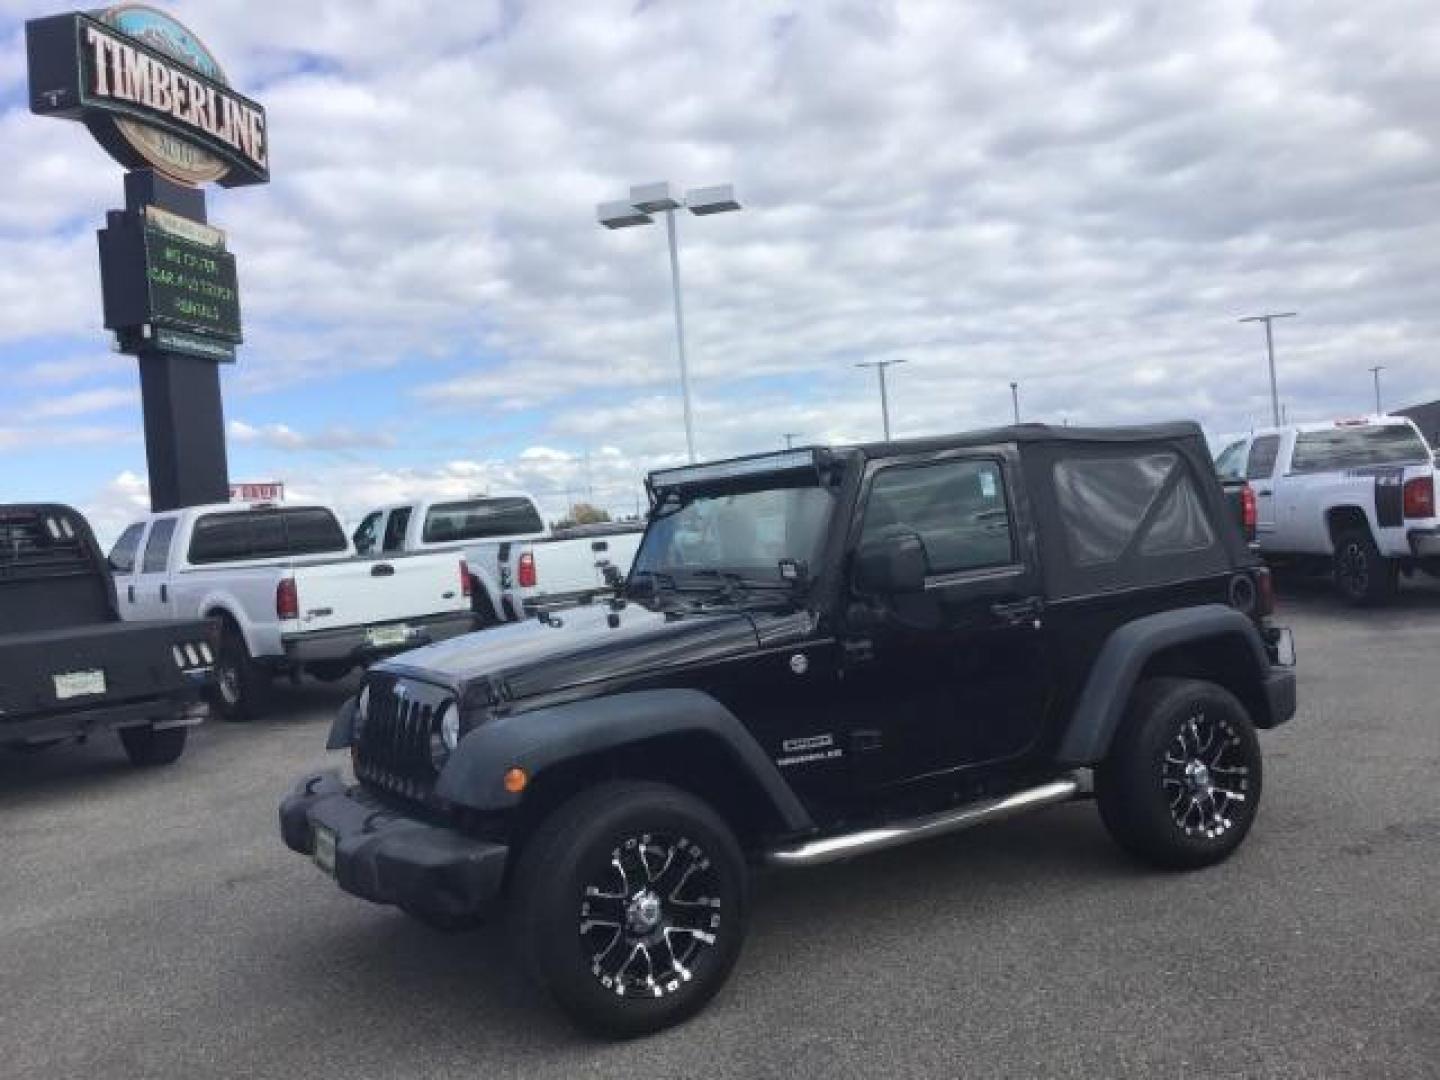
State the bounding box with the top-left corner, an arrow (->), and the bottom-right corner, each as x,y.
630,485 -> 833,596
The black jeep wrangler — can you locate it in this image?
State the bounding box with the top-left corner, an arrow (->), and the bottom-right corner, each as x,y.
281,422 -> 1296,1036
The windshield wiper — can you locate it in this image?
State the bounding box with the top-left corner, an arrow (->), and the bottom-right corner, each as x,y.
684,569 -> 795,604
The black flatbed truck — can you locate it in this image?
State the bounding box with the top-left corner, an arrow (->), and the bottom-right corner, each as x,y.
1,504 -> 215,765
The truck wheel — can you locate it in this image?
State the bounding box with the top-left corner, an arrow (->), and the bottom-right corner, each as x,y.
119,724 -> 188,767
1096,677 -> 1263,870
214,626 -> 269,722
1333,528 -> 1396,606
510,780 -> 748,1038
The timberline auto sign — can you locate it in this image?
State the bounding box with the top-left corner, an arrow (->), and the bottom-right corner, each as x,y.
27,5 -> 268,187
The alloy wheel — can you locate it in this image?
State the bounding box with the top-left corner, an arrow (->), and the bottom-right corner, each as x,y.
1161,709 -> 1252,839
578,832 -> 723,999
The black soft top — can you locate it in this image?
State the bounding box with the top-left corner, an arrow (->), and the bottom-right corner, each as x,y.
647,422 -> 1209,494
844,420 -> 1206,460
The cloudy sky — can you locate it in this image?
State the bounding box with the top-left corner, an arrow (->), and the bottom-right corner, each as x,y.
3,0 -> 1439,544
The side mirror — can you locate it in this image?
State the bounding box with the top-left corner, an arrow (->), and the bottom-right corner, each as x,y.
854,530 -> 928,594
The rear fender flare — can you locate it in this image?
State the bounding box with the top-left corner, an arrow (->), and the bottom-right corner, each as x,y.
1056,605 -> 1270,765
434,688 -> 813,832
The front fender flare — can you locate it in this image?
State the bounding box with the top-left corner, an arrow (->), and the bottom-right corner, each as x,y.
435,688 -> 813,833
1056,604 -> 1270,765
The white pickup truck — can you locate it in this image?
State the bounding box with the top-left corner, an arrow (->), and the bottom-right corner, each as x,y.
471,521 -> 645,622
110,502 -> 476,719
1213,416 -> 1439,604
353,494 -> 643,623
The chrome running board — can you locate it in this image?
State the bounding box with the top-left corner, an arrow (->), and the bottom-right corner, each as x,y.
764,775 -> 1081,868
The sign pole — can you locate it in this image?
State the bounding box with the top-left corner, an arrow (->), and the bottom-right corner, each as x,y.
120,170 -> 231,511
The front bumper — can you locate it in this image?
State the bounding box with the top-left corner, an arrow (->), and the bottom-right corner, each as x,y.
282,611 -> 478,665
1261,666 -> 1297,729
279,771 -> 508,923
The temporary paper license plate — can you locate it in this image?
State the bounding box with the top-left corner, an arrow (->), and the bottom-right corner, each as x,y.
53,669 -> 106,699
366,624 -> 410,649
313,826 -> 337,876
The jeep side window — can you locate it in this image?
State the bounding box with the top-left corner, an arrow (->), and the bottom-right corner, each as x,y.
1245,435 -> 1280,480
861,459 -> 1014,574
108,523 -> 144,574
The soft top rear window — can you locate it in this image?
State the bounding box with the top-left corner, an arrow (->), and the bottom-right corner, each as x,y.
188,508 -> 348,564
1035,443 -> 1228,598
1290,425 -> 1431,474
422,498 -> 543,543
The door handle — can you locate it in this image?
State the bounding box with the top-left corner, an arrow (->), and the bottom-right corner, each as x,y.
990,596 -> 1043,626
371,563 -> 395,577
1256,491 -> 1273,499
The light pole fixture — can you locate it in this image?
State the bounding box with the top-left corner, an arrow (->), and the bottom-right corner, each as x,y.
1009,381 -> 1020,425
856,359 -> 907,440
781,432 -> 802,449
1369,365 -> 1385,414
597,181 -> 742,463
1238,312 -> 1297,428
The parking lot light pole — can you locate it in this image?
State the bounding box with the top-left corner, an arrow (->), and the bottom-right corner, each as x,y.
597,182 -> 742,463
782,432 -> 802,449
1369,365 -> 1385,414
1010,381 -> 1020,424
856,359 -> 906,440
1239,312 -> 1297,428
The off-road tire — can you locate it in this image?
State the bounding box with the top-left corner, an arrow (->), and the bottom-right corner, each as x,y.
213,625 -> 269,722
510,780 -> 748,1038
1096,677 -> 1263,870
119,724 -> 188,767
1333,528 -> 1396,606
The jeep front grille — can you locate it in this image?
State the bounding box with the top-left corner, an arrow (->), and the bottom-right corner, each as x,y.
353,675 -> 447,802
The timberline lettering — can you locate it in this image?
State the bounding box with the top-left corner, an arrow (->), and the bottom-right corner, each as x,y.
83,23 -> 267,172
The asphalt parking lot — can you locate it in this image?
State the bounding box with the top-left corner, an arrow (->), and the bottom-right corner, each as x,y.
3,581 -> 1438,1080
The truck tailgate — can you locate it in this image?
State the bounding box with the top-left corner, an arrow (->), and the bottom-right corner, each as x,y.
284,554 -> 467,635
0,619 -> 214,722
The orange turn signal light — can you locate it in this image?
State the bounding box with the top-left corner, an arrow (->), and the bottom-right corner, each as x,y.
503,767 -> 528,794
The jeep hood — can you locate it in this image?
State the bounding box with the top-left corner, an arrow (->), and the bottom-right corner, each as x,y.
377,602 -> 773,702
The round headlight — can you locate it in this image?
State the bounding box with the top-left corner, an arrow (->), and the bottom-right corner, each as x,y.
440,702 -> 461,751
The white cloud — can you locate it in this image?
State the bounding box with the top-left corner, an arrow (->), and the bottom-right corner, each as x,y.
228,419 -> 392,452
25,387 -> 134,419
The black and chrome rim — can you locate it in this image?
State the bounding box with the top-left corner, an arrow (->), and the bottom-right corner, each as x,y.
578,832 -> 722,999
1162,710 -> 1251,839
1337,541 -> 1369,595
